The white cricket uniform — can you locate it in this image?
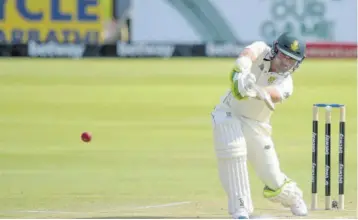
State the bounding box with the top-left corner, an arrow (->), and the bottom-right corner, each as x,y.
211,41 -> 293,217
214,41 -> 293,123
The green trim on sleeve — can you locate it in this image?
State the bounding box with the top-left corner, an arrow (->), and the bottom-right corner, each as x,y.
230,66 -> 248,100
231,79 -> 247,100
230,66 -> 241,82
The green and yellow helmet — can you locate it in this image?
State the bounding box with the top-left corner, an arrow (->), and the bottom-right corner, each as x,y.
272,32 -> 306,72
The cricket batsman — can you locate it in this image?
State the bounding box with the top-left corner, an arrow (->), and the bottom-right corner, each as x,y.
211,32 -> 307,219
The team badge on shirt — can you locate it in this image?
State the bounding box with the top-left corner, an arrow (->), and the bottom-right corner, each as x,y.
267,76 -> 277,84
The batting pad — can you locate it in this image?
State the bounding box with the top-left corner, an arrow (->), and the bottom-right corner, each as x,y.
213,120 -> 253,214
218,156 -> 253,215
263,180 -> 303,207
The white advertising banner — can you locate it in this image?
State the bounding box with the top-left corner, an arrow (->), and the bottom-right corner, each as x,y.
131,0 -> 357,43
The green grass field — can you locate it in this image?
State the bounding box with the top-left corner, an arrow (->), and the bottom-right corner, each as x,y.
0,58 -> 356,219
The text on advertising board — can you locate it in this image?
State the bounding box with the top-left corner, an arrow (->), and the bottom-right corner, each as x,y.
0,0 -> 103,44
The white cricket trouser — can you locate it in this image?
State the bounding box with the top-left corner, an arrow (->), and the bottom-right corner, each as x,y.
211,109 -> 286,215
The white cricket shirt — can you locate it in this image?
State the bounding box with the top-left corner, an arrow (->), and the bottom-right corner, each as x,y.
215,41 -> 293,123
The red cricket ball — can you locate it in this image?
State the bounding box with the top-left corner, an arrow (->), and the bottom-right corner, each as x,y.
81,132 -> 92,142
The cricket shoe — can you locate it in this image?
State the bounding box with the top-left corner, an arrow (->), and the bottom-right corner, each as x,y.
263,180 -> 308,216
232,209 -> 249,219
289,197 -> 308,216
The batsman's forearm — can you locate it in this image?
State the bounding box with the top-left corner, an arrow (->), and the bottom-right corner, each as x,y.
263,87 -> 282,103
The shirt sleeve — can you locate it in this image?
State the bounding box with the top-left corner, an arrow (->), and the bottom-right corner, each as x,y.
233,41 -> 270,73
245,41 -> 270,58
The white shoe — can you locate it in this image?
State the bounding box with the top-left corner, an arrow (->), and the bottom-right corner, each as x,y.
232,208 -> 250,219
290,198 -> 308,216
263,180 -> 308,216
